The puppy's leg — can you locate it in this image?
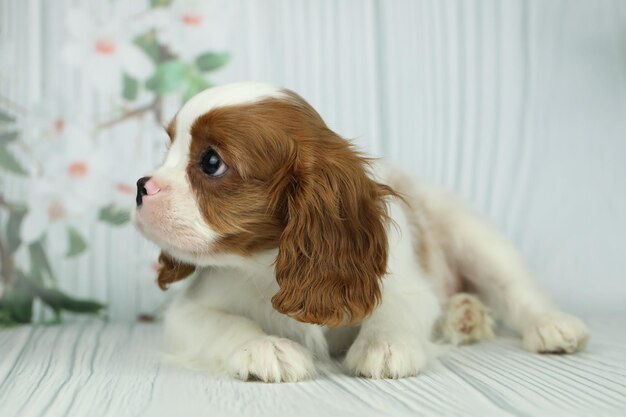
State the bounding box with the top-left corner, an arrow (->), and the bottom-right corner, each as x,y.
429,189 -> 589,353
345,200 -> 441,378
437,293 -> 495,345
344,285 -> 440,378
164,295 -> 316,382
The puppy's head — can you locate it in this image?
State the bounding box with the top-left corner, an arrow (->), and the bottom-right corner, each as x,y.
133,82 -> 395,326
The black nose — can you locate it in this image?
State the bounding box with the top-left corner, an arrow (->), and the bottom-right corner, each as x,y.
136,176 -> 151,206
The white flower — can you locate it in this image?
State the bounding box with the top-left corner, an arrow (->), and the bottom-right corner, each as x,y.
47,125 -> 110,206
62,9 -> 155,94
153,0 -> 236,60
19,179 -> 75,253
18,177 -> 94,258
14,101 -> 85,175
19,124 -> 109,247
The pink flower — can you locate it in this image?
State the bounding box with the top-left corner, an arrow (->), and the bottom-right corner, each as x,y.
62,9 -> 154,94
20,123 -> 108,246
154,0 -> 237,60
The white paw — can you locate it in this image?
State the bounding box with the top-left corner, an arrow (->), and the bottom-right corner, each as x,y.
438,293 -> 495,345
227,336 -> 316,383
345,337 -> 428,379
523,313 -> 589,354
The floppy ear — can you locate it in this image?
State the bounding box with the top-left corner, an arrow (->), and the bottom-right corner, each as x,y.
156,251 -> 196,290
272,134 -> 395,327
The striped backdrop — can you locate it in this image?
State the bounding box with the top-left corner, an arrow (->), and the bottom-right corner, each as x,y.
1,0 -> 625,321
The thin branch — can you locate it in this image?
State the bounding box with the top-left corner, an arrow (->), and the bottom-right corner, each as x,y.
0,193 -> 17,286
153,97 -> 164,125
97,98 -> 160,130
0,235 -> 13,286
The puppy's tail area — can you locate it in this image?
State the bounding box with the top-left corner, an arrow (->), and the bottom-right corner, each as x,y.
386,168 -> 554,332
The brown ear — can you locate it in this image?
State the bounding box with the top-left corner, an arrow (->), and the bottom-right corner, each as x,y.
272,133 -> 395,327
156,251 -> 196,290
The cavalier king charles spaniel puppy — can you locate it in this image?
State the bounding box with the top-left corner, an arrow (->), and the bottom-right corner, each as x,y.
133,82 -> 588,382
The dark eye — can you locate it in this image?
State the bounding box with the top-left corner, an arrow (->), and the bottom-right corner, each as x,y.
200,148 -> 228,177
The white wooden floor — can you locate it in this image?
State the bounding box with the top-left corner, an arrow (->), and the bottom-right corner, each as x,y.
0,317 -> 624,417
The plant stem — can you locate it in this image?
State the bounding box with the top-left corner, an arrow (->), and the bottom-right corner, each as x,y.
0,193 -> 15,286
98,97 -> 165,129
154,97 -> 164,125
0,236 -> 13,286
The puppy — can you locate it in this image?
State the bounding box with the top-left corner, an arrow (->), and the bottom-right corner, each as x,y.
133,82 -> 588,382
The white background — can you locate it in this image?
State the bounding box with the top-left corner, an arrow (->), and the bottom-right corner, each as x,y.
1,0 -> 625,321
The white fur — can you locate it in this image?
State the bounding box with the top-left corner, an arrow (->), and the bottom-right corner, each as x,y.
162,251 -> 328,382
227,336 -> 316,383
343,199 -> 440,378
163,197 -> 441,381
136,82 -> 589,382
522,313 -> 589,353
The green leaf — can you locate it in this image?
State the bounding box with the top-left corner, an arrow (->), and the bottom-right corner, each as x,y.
66,226 -> 87,258
0,130 -> 18,144
35,286 -> 104,314
150,0 -> 172,8
0,308 -> 17,326
29,240 -> 55,284
145,60 -> 188,94
0,281 -> 34,324
0,144 -> 28,176
98,204 -> 130,226
183,75 -> 213,102
194,52 -> 230,72
133,31 -> 161,63
6,207 -> 27,253
122,73 -> 139,101
45,292 -> 104,314
15,272 -> 105,316
0,109 -> 15,123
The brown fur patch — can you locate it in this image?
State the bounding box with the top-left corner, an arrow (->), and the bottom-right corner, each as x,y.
186,91 -> 396,326
157,251 -> 195,290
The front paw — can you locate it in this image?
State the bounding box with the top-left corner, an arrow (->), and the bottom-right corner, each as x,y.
523,313 -> 589,354
345,337 -> 428,379
227,336 -> 316,383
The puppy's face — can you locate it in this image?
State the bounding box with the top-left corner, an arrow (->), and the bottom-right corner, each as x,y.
133,83 -> 287,263
133,82 -> 395,326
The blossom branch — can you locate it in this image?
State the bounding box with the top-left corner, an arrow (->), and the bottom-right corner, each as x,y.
98,97 -> 164,129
